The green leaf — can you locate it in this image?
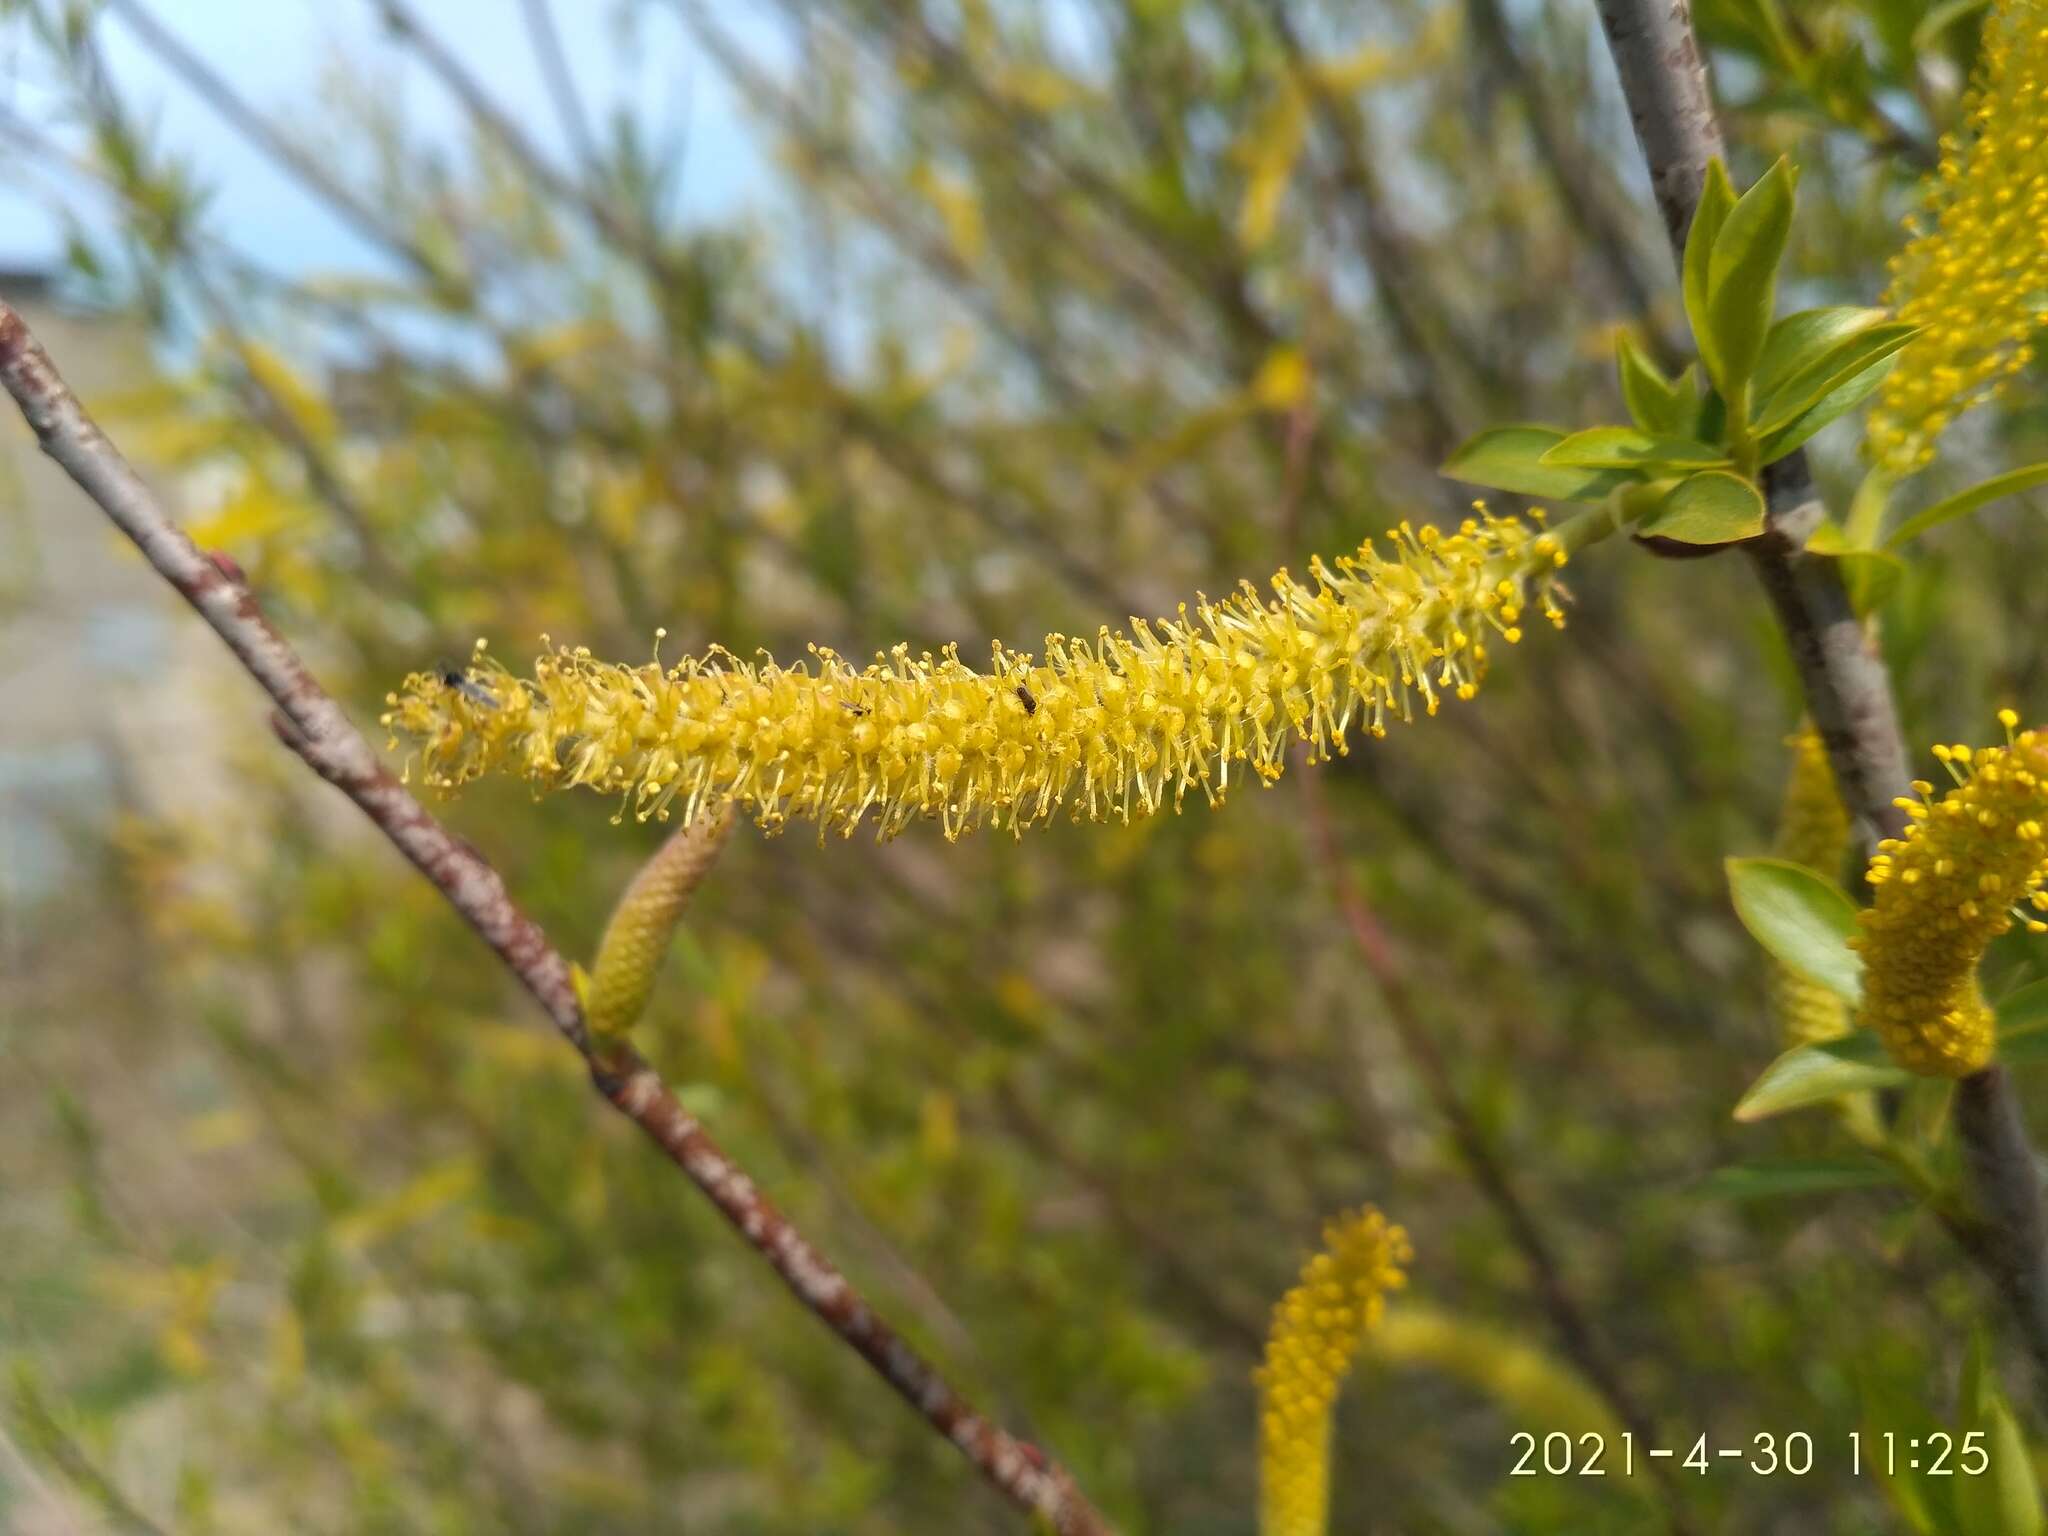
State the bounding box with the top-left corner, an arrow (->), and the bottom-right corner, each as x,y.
1692,1156 -> 1898,1201
1885,461 -> 2048,549
1637,470 -> 1767,544
1846,465 -> 1898,549
1616,333 -> 1691,435
1955,1341 -> 2045,1536
1726,855 -> 1865,1002
1691,376 -> 1725,444
1540,425 -> 1728,471
1839,550 -> 1906,616
1752,307 -> 1888,406
1754,323 -> 1920,436
1914,0 -> 1991,51
1807,526 -> 1908,614
1734,1035 -> 1908,1122
1758,354 -> 1898,462
1440,425 -> 1638,501
1705,157 -> 1797,397
1994,979 -> 2048,1064
1683,159 -> 1739,387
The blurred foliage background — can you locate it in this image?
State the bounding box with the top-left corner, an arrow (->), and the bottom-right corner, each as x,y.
3,0 -> 2048,1531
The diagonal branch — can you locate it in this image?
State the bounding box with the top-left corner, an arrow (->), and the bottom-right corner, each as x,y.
1590,0 -> 2048,1397
1299,769 -> 1696,1529
0,296 -> 1114,1536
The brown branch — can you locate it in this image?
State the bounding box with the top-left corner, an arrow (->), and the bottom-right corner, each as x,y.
1298,770 -> 1696,1529
1591,0 -> 2048,1401
1251,0 -> 1475,457
0,297 -> 1113,1536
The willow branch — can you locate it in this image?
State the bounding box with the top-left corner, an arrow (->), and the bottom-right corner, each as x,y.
102,0 -> 450,288
0,298 -> 1113,1536
1591,0 -> 2048,1398
1299,771 -> 1694,1528
517,0 -> 602,175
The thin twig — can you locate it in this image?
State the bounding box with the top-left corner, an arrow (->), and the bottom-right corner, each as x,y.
1460,0 -> 1679,363
1591,0 -> 2048,1401
517,0 -> 602,176
1298,768 -> 1695,1527
101,0 -> 455,291
0,298 -> 1114,1536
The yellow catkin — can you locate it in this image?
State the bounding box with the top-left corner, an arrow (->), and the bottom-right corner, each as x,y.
1855,714 -> 2048,1076
583,810 -> 733,1039
1770,726 -> 1854,1046
1867,0 -> 2048,475
384,508 -> 1592,842
1256,1208 -> 1411,1536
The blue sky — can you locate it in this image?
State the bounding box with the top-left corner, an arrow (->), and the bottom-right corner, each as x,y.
0,1 -> 777,277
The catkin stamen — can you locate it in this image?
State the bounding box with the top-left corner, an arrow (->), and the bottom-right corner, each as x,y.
384,507 -> 1589,843
1855,720 -> 2048,1076
1256,1208 -> 1411,1536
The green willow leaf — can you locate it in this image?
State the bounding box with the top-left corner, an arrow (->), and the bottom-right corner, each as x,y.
1807,526 -> 1908,615
1616,333 -> 1690,435
1705,158 -> 1796,397
1757,355 -> 1897,463
1884,461 -> 2048,549
1683,159 -> 1739,387
1440,425 -> 1637,501
1541,425 -> 1727,471
1733,1035 -> 1906,1122
1993,979 -> 2048,1064
1726,855 -> 1864,1002
1752,307 -> 1889,405
1914,0 -> 1991,50
1637,470 -> 1766,544
1692,1157 -> 1898,1201
1956,1339 -> 2046,1536
1753,323 -> 1920,436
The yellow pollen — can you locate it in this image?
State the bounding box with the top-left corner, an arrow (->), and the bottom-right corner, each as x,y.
383,509 -> 1584,842
1257,1208 -> 1410,1536
1869,2 -> 2048,475
1851,723 -> 2048,1075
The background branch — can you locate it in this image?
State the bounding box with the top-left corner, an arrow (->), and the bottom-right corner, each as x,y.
0,297 -> 1114,1536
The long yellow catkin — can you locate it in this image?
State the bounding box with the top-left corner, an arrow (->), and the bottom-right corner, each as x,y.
1770,726 -> 1854,1047
1256,1208 -> 1410,1536
1855,713 -> 2048,1076
1867,0 -> 2048,475
385,507 -> 1592,842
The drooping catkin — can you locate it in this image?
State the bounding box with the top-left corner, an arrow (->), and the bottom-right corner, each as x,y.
1770,726 -> 1854,1047
1256,1207 -> 1410,1536
1867,0 -> 2048,475
387,508 -> 1596,843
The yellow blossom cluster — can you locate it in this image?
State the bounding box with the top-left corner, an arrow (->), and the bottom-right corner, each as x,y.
1256,1207 -> 1411,1536
1867,0 -> 2048,474
1771,726 -> 1854,1046
384,508 -> 1584,842
1856,713 -> 2048,1076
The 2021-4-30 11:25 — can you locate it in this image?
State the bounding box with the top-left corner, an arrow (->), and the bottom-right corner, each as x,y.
1510,1429 -> 1992,1478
